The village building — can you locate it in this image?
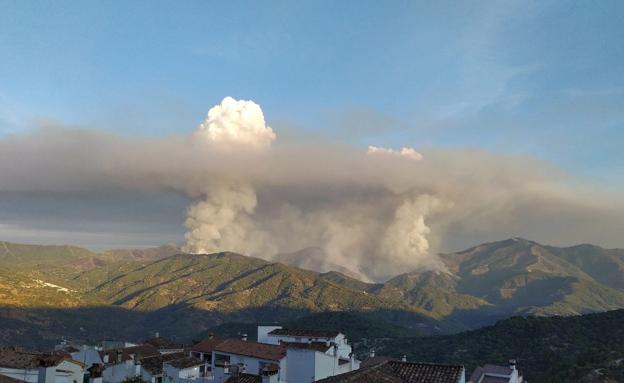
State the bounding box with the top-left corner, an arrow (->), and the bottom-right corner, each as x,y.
100,344 -> 160,383
315,360 -> 465,383
137,352 -> 187,383
162,357 -> 204,383
188,337 -> 226,378
0,348 -> 85,383
211,339 -> 287,383
468,361 -> 524,383
144,336 -> 185,355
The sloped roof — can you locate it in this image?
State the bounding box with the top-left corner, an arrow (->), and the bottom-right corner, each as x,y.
0,348 -> 44,369
360,356 -> 394,368
214,339 -> 286,362
144,337 -> 183,350
268,328 -> 340,338
225,374 -> 261,383
0,348 -> 83,369
100,344 -> 160,364
190,337 -> 226,353
165,356 -> 204,369
317,360 -> 464,383
139,352 -> 187,376
0,375 -> 28,383
281,341 -> 331,352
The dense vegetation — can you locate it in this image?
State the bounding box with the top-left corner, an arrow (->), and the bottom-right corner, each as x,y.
374,309 -> 624,383
1,238 -> 624,353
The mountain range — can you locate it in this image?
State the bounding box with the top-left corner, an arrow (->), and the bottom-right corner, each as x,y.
1,237 -> 624,348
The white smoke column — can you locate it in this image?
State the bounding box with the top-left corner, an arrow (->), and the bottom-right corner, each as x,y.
367,145 -> 423,161
196,96 -> 276,149
184,97 -> 276,254
182,183 -> 257,254
378,194 -> 445,275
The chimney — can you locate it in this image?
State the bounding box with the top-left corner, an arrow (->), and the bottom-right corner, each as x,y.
88,364 -> 104,383
103,354 -> 109,364
241,334 -> 248,341
116,350 -> 123,363
155,332 -> 160,338
401,355 -> 407,362
38,359 -> 57,383
369,349 -> 375,358
261,364 -> 279,383
509,359 -> 517,371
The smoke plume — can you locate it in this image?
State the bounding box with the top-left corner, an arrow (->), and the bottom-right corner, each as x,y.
1,97 -> 623,281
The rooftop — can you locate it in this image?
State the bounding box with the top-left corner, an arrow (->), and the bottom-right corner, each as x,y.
316,360 -> 464,383
225,374 -> 261,383
0,375 -> 27,383
0,348 -> 82,369
190,337 -> 226,353
281,341 -> 331,352
268,328 -> 340,338
139,352 -> 187,375
100,344 -> 160,364
214,339 -> 286,362
165,356 -> 204,369
144,337 -> 184,350
469,364 -> 516,383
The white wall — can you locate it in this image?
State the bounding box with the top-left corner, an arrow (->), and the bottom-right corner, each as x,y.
257,326 -> 282,345
163,364 -> 201,383
285,349 -> 315,383
212,353 -> 287,382
1,364 -> 81,383
103,360 -> 140,383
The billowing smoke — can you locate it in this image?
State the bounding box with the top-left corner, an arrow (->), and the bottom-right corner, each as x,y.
1,97 -> 624,281
195,97 -> 276,149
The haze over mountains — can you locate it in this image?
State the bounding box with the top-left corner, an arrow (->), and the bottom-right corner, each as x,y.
1,237 -> 624,348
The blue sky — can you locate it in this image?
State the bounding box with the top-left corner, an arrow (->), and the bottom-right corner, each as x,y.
1,0 -> 623,182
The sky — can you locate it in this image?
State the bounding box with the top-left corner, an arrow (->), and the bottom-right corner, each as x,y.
1,1 -> 624,277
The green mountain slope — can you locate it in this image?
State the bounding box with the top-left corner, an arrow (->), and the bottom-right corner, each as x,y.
373,309 -> 624,383
1,238 -> 624,349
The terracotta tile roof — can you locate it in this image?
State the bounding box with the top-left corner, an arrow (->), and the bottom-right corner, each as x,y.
139,352 -> 187,376
360,356 -> 394,368
0,375 -> 27,383
281,341 -> 331,352
165,356 -> 204,369
268,328 -> 340,338
316,360 -> 464,383
190,337 -> 226,353
0,348 -> 43,369
144,337 -> 184,350
100,344 -> 160,365
214,339 -> 286,362
225,373 -> 261,383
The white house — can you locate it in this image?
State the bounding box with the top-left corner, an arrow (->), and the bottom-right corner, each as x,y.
188,337 -> 226,378
162,357 -> 204,383
257,326 -> 360,382
100,344 -> 160,383
0,350 -> 85,383
211,339 -> 287,383
468,361 -> 524,383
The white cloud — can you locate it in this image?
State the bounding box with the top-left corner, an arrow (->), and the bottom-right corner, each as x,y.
367,145 -> 424,161
195,96 -> 276,149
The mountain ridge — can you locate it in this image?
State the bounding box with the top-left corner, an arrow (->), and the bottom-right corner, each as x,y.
1,238 -> 624,348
